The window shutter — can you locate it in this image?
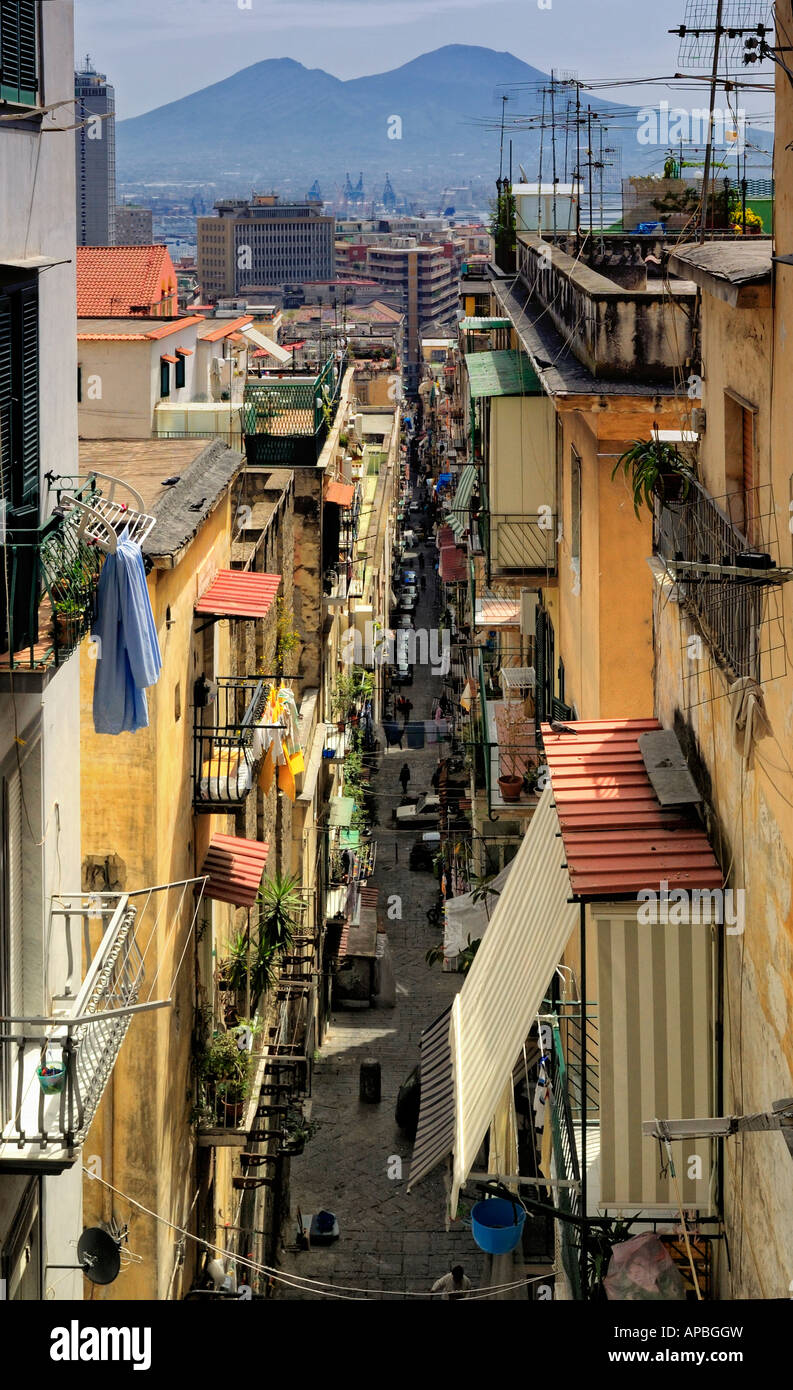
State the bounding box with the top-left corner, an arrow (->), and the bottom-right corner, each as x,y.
0,1 -> 38,106
160,360 -> 170,398
741,405 -> 756,543
18,284 -> 38,503
0,293 -> 12,510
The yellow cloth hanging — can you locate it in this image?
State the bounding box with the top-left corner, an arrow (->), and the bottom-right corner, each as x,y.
278,752 -> 296,802
258,741 -> 275,793
288,748 -> 305,776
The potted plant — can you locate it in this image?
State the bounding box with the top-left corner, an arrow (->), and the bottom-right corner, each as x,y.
497,701 -> 529,803
218,928 -> 278,1011
278,1112 -> 320,1157
612,435 -> 695,517
198,1027 -> 252,1128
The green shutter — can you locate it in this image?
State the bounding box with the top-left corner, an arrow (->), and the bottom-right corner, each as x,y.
0,1 -> 38,106
18,284 -> 38,502
160,360 -> 170,398
0,294 -> 11,510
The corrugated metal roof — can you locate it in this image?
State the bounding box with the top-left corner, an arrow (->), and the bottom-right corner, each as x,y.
195,569 -> 280,619
439,545 -> 467,581
542,718 -> 723,899
435,525 -> 455,549
464,349 -> 541,398
460,317 -> 511,330
200,833 -> 269,908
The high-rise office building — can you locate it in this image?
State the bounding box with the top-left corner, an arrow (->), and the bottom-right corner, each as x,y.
366,241 -> 458,393
197,194 -> 334,299
75,56 -> 116,245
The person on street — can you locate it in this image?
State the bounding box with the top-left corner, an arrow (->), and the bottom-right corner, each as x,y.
402,697 -> 413,724
430,1265 -> 471,1300
399,763 -> 411,797
420,575 -> 427,592
419,552 -> 425,570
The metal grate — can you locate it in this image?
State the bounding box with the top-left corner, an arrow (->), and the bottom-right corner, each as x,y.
242,354 -> 346,465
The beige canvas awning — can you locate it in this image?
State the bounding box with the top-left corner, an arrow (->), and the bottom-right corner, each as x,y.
408,784 -> 578,1207
240,324 -> 292,364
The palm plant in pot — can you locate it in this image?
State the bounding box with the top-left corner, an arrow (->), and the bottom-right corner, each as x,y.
258,870 -> 302,955
612,434 -> 695,517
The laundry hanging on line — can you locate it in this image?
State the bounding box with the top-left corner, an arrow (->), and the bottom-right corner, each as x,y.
91,533 -> 162,735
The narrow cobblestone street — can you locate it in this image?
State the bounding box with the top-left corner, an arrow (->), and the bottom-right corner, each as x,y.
278,524 -> 485,1299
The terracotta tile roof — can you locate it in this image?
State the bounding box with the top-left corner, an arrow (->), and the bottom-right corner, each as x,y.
324,481 -> 355,506
542,718 -> 723,900
195,569 -> 281,619
77,245 -> 180,317
77,315 -> 205,343
200,834 -> 269,908
197,315 -> 254,342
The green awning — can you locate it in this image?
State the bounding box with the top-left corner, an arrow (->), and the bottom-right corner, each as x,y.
329,797 -> 355,827
460,317 -> 511,330
464,350 -> 541,398
340,828 -> 360,848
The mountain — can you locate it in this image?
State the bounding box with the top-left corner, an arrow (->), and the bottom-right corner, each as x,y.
115,45 -> 772,198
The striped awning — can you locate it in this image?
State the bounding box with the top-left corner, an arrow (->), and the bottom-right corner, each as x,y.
408,784 -> 578,1206
408,1006 -> 456,1191
196,569 -> 281,619
200,834 -> 269,908
594,904 -> 715,1211
449,464 -> 478,535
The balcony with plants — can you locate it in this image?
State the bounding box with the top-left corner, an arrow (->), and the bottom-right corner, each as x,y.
196,872 -> 313,1145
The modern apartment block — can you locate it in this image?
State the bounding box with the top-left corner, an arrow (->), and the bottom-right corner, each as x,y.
115,205 -> 154,245
197,195 -> 335,300
75,56 -> 116,246
366,242 -> 458,393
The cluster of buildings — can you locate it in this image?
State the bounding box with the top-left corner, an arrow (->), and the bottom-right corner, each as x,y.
405,68 -> 793,1296
0,4 -> 401,1300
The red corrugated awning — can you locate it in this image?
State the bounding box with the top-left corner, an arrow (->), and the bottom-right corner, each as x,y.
196,569 -> 281,619
436,525 -> 455,549
439,545 -> 467,581
324,481 -> 355,507
542,718 -> 723,899
200,834 -> 270,908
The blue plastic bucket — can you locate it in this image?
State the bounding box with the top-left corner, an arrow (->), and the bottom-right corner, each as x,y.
470,1198 -> 526,1255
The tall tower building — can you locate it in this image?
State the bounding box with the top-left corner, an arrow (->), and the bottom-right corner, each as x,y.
75,56 -> 116,246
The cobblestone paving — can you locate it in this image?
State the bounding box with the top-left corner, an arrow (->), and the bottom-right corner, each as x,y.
277,542 -> 485,1300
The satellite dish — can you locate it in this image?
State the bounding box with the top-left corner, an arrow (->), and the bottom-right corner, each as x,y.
77,1228 -> 122,1286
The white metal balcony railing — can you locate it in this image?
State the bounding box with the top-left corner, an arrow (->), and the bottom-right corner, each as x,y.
0,882 -> 203,1173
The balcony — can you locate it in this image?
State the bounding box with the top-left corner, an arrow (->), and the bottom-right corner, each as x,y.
0,473 -> 156,676
0,891 -> 175,1173
193,677 -> 269,812
242,353 -> 347,466
654,477 -> 791,682
485,513 -> 557,575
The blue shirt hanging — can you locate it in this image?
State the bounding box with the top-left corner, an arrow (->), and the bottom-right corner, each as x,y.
92,534 -> 162,735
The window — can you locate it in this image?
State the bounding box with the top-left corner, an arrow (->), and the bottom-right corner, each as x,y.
0,278 -> 39,517
570,445 -> 581,564
0,1 -> 38,107
175,354 -> 186,389
724,391 -> 758,544
77,363 -> 82,403
160,359 -> 170,398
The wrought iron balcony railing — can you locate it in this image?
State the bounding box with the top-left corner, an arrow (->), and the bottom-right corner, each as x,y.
0,891 -> 179,1173
193,676 -> 269,811
654,478 -> 790,682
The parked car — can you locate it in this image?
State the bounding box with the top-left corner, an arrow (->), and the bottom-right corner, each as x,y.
393,792 -> 441,828
401,569 -> 417,586
399,592 -> 418,613
395,613 -> 414,629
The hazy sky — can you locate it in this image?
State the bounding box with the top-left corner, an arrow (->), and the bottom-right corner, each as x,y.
74,0 -> 775,125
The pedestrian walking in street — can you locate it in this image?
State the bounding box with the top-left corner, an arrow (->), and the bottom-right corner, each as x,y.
418,551 -> 425,570
399,763 -> 411,797
430,1265 -> 471,1300
402,697 -> 413,725
420,575 -> 426,592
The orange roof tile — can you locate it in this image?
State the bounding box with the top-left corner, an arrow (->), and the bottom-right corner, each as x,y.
77,245 -> 180,317
77,315 -> 205,344
198,315 -> 254,342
